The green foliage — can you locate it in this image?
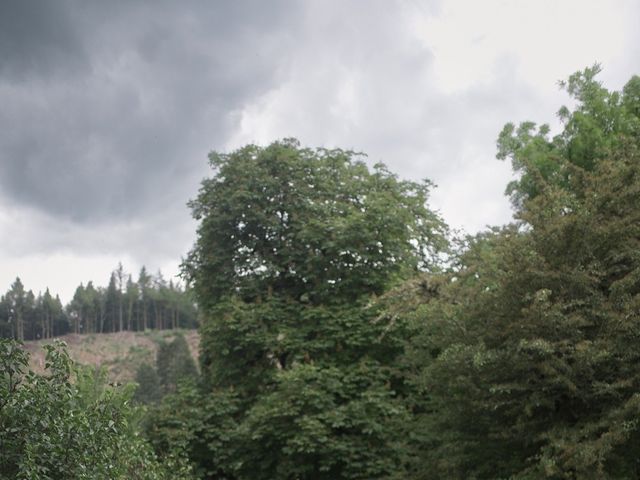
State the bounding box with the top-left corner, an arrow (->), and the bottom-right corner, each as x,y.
0,338 -> 194,479
134,362 -> 163,404
233,362 -> 409,480
135,333 -> 199,405
199,298 -> 405,395
497,64 -> 640,208
148,300 -> 414,479
156,333 -> 199,394
184,138 -> 447,308
145,139 -> 448,479
399,69 -> 640,478
145,385 -> 240,479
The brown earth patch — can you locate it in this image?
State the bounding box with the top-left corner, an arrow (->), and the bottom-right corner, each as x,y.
24,329 -> 200,384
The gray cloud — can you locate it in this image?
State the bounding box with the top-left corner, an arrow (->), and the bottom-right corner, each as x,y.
225,1 -> 524,231
0,0 -> 88,81
225,0 -> 640,233
0,0 -> 302,223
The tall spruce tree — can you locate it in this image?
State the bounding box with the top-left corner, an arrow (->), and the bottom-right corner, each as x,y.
5,278 -> 26,341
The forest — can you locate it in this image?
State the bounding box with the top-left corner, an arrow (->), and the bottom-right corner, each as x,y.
0,265 -> 198,341
2,66 -> 640,479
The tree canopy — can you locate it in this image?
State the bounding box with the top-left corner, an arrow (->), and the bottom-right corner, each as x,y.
146,139 -> 448,479
184,139 -> 447,308
497,64 -> 640,208
397,66 -> 640,478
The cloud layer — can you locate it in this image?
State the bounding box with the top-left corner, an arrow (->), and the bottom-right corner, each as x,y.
0,0 -> 304,221
1,0 -> 639,299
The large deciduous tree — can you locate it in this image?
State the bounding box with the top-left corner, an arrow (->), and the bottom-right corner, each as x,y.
184,138 -> 447,309
156,139 -> 447,479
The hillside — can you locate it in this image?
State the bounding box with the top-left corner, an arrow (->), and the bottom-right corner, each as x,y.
23,329 -> 200,384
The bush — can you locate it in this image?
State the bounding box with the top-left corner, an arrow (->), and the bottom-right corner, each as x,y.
0,338 -> 194,479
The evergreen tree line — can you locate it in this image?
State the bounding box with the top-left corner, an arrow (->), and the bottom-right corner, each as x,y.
0,264 -> 198,341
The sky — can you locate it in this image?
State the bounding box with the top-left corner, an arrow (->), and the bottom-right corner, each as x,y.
1,0 -> 639,302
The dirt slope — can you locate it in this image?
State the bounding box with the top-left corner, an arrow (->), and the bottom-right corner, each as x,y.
23,329 -> 199,384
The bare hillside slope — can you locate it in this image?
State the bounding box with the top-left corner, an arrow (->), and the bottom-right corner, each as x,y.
23,329 -> 199,384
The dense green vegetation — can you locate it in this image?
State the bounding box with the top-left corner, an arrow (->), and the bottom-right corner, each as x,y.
134,333 -> 199,404
0,338 -> 194,479
0,264 -> 198,341
401,66 -> 640,479
2,66 -> 639,479
146,139 -> 449,479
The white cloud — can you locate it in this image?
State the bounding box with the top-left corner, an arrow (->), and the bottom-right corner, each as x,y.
228,0 -> 640,233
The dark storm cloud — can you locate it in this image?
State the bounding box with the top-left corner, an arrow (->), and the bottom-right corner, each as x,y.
0,0 -> 88,80
0,0 -> 301,222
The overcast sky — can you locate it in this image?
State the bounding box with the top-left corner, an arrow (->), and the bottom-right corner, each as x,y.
1,0 -> 639,302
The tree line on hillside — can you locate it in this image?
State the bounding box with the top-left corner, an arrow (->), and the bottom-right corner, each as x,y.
0,264 -> 198,341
